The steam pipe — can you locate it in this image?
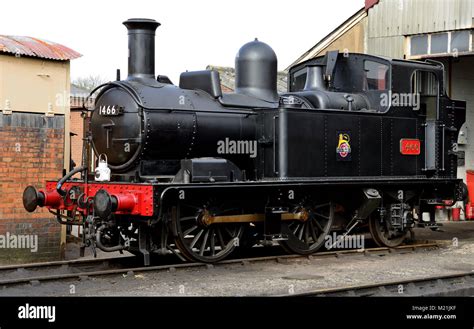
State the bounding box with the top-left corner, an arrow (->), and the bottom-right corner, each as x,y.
56,166 -> 87,196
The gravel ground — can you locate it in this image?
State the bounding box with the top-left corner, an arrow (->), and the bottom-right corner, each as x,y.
2,221 -> 474,296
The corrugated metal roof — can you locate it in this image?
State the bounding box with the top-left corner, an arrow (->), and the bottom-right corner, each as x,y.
0,35 -> 81,61
366,0 -> 474,58
367,0 -> 474,38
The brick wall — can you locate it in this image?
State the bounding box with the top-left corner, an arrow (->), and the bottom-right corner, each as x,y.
70,109 -> 84,169
0,112 -> 65,263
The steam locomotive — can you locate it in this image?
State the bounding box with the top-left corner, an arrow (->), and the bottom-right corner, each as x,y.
23,18 -> 467,264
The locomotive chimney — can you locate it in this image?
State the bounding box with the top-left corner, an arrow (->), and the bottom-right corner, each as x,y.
123,18 -> 160,80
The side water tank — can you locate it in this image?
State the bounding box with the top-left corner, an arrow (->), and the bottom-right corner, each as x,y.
235,39 -> 278,103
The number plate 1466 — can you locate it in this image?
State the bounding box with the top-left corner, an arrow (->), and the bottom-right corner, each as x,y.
98,105 -> 122,116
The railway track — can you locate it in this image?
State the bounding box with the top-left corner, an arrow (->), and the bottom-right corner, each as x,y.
281,269 -> 474,297
0,254 -> 138,273
0,242 -> 439,288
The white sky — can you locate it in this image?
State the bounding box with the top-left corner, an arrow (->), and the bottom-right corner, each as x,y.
1,0 -> 363,83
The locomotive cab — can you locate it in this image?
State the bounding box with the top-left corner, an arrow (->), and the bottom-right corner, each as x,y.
287,51 -> 392,112
283,51 -> 465,179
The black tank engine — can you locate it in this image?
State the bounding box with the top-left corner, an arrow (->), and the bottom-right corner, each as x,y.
23,18 -> 466,264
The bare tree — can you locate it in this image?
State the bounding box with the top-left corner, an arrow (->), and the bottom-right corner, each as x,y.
72,75 -> 107,91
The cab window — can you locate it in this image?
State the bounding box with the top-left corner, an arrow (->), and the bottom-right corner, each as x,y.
364,60 -> 389,91
290,68 -> 307,92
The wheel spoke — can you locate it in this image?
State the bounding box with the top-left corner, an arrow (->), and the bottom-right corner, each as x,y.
180,216 -> 198,222
314,212 -> 329,221
224,227 -> 235,239
303,222 -> 310,244
183,225 -> 198,237
309,220 -> 318,243
313,218 -> 324,232
209,228 -> 216,256
199,229 -> 210,256
189,229 -> 204,249
297,223 -> 304,240
313,203 -> 330,210
292,223 -> 300,235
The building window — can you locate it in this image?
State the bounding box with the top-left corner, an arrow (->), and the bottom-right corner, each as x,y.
410,35 -> 429,56
408,30 -> 472,57
451,30 -> 470,53
364,60 -> 389,91
431,33 -> 448,54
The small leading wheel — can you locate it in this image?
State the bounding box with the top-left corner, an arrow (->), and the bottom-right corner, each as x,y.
173,203 -> 244,263
369,215 -> 407,247
279,202 -> 334,255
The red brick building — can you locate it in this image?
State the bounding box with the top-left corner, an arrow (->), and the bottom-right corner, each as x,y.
0,35 -> 80,263
0,115 -> 65,262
